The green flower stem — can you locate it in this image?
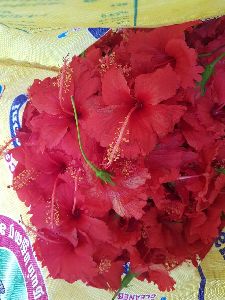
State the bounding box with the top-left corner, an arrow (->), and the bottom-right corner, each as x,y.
112,272 -> 137,300
215,167 -> 225,175
71,96 -> 96,171
199,52 -> 225,96
71,96 -> 115,185
198,44 -> 225,58
198,52 -> 214,58
212,52 -> 225,65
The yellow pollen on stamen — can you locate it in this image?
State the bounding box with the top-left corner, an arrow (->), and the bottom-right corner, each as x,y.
45,197 -> 60,226
12,169 -> 39,190
98,259 -> 112,274
104,106 -> 136,168
72,169 -> 81,215
99,52 -> 116,74
57,56 -> 72,110
65,165 -> 83,180
50,176 -> 59,228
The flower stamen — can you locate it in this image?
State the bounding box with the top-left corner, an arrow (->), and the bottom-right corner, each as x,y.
177,173 -> 207,181
12,168 -> 39,190
58,55 -> 72,114
20,215 -> 62,244
50,176 -> 59,228
98,259 -> 111,274
72,168 -> 81,215
105,106 -> 136,168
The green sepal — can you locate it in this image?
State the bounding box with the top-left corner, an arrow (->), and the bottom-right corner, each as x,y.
199,63 -> 215,96
198,52 -> 225,96
95,169 -> 115,186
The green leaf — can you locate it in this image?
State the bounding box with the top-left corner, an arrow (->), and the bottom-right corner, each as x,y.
198,52 -> 213,58
199,64 -> 214,96
198,52 -> 225,96
112,272 -> 137,300
215,167 -> 225,175
71,96 -> 115,185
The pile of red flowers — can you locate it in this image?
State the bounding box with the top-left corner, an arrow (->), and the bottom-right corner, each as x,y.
10,18 -> 225,293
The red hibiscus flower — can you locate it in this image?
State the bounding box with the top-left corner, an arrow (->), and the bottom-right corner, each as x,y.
83,157 -> 150,220
91,243 -> 124,290
129,243 -> 176,291
121,23 -> 203,88
28,56 -> 100,151
87,65 -> 185,159
185,192 -> 225,244
196,67 -> 225,138
34,228 -> 97,283
106,211 -> 141,249
10,19 -> 225,295
181,109 -> 214,151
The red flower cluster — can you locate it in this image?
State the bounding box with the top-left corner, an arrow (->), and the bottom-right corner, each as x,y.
11,18 -> 225,293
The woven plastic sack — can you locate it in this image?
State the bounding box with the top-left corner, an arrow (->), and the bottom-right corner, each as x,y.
0,2 -> 225,300
0,0 -> 224,29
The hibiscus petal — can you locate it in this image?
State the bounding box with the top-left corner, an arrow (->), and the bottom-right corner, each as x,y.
150,104 -> 186,137
148,264 -> 176,291
127,22 -> 197,54
122,113 -> 157,157
30,113 -> 69,151
81,216 -> 112,243
29,77 -> 61,115
85,186 -> 113,217
135,65 -> 178,105
166,39 -> 203,88
91,243 -> 124,289
213,68 -> 225,104
86,104 -> 130,147
130,52 -> 155,76
34,234 -> 97,283
181,119 -> 214,151
110,190 -> 147,220
197,96 -> 216,130
102,67 -> 131,105
61,57 -> 101,114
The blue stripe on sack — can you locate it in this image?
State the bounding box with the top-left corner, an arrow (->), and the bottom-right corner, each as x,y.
134,0 -> 138,26
123,262 -> 130,274
9,94 -> 28,147
198,265 -> 206,300
88,28 -> 109,39
57,31 -> 69,39
0,84 -> 4,95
